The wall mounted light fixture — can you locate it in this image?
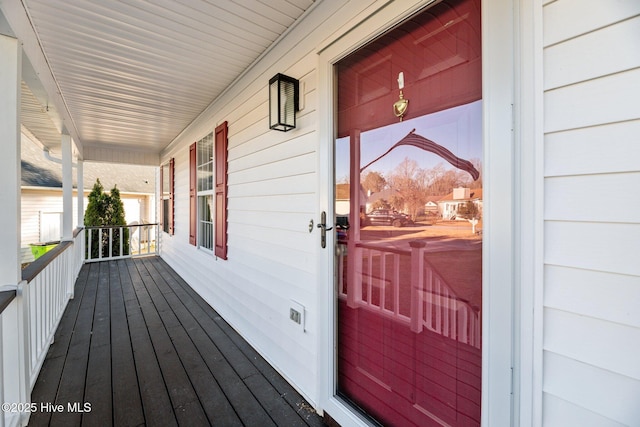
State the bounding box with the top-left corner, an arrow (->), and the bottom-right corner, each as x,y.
269,73 -> 299,132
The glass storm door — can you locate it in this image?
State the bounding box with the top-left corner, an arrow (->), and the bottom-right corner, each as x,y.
335,1 -> 482,425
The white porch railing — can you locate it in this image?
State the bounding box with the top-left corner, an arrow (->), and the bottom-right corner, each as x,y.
0,228 -> 84,427
340,240 -> 481,349
84,223 -> 158,262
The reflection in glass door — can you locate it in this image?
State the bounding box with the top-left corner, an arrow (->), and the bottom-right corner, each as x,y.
335,1 -> 482,425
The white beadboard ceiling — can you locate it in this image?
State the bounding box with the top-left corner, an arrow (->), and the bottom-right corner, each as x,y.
3,0 -> 314,163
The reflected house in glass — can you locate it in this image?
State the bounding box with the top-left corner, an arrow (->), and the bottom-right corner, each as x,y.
438,188 -> 483,220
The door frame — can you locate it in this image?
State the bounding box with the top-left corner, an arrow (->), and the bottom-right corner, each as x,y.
316,0 -> 524,425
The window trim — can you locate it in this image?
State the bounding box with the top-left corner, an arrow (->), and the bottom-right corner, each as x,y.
194,132 -> 214,251
160,158 -> 175,235
188,124 -> 228,257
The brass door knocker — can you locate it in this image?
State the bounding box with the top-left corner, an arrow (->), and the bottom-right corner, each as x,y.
393,72 -> 409,121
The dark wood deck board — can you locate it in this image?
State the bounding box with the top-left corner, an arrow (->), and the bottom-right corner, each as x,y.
137,258 -> 273,427
133,260 -> 244,426
28,256 -> 323,427
50,262 -> 99,427
155,261 -> 325,426
82,262 -> 113,427
126,259 -> 210,426
109,261 -> 145,427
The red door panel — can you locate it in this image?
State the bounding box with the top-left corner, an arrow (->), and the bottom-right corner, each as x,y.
336,1 -> 482,425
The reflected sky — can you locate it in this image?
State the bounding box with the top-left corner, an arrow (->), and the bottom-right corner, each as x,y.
336,100 -> 482,181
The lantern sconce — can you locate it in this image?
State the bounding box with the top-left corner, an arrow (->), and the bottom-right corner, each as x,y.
269,73 -> 299,132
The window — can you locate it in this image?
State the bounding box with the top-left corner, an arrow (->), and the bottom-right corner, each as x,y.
196,132 -> 214,250
189,122 -> 228,259
160,158 -> 174,234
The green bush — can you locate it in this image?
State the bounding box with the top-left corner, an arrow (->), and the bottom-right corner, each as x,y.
84,179 -> 129,258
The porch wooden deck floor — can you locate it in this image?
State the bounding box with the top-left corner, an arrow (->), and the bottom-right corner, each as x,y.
28,257 -> 325,427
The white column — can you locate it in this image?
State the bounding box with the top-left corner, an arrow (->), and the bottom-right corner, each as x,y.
77,159 -> 84,226
0,35 -> 21,284
61,134 -> 73,240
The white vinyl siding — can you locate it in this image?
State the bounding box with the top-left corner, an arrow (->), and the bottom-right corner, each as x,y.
162,23 -> 322,402
542,0 -> 640,425
160,58 -> 319,402
20,190 -> 79,263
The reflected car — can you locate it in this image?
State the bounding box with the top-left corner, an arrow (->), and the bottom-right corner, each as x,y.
364,209 -> 408,227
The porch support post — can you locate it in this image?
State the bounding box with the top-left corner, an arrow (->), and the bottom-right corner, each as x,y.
0,34 -> 21,284
77,158 -> 84,226
61,134 -> 73,240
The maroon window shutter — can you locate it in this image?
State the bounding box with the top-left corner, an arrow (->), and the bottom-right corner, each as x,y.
189,143 -> 197,245
169,157 -> 175,235
214,121 -> 228,259
159,164 -> 164,231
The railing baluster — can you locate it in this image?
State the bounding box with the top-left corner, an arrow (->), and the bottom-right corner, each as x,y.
98,229 -> 103,259
379,252 -> 386,311
83,224 -> 159,262
410,241 -> 426,333
87,229 -> 92,261
393,254 -> 400,315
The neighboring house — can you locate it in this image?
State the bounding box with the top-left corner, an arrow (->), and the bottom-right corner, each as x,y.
424,196 -> 441,214
2,0 -> 638,426
364,188 -> 398,212
20,133 -> 155,263
438,187 -> 483,220
335,183 -> 350,216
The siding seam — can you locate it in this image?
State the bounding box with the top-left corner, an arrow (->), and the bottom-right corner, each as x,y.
542,13 -> 640,49
543,117 -> 640,136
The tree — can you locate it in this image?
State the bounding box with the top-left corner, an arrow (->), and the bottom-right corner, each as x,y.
387,157 -> 428,220
371,198 -> 391,210
361,170 -> 387,195
468,158 -> 483,189
85,179 -> 129,258
457,200 -> 480,219
425,163 -> 473,196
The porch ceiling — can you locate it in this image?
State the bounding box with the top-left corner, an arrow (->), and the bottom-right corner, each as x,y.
1,0 -> 315,163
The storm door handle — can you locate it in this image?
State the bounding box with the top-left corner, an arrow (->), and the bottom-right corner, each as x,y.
317,211 -> 333,248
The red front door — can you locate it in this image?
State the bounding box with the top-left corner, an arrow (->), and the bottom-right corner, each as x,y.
335,1 -> 482,425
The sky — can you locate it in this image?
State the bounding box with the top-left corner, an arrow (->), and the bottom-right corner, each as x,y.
336,100 -> 482,182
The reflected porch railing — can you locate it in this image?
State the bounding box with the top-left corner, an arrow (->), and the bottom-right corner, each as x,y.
85,223 -> 158,262
338,240 -> 481,349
